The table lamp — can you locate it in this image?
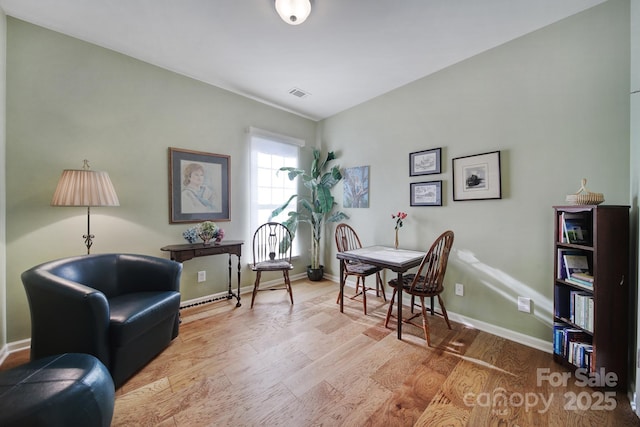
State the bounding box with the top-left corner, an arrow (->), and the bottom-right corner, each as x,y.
51,160 -> 120,254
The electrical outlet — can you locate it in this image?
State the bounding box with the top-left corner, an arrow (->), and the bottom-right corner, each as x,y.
455,283 -> 464,296
518,296 -> 531,313
197,271 -> 206,283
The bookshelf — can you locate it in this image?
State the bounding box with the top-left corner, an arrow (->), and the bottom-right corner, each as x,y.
553,205 -> 629,389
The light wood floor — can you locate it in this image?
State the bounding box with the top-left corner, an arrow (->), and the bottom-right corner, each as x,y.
3,279 -> 640,426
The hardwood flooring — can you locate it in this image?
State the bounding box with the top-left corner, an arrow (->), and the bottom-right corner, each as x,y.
2,279 -> 640,426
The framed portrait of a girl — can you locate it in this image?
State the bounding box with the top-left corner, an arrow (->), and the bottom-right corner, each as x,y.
169,147 -> 230,223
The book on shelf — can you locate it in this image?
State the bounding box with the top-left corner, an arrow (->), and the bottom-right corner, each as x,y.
553,324 -> 592,363
569,291 -> 594,332
566,274 -> 593,288
571,272 -> 593,283
561,212 -> 590,245
569,342 -> 593,369
587,298 -> 594,332
557,249 -> 583,280
553,322 -> 568,355
563,254 -> 590,279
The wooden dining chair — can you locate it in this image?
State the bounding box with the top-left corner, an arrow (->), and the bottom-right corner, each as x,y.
250,222 -> 294,308
334,223 -> 385,315
384,230 -> 454,346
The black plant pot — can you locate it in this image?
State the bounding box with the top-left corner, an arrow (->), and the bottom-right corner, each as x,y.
306,265 -> 324,281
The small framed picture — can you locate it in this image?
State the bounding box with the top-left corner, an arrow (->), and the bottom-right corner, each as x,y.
169,147 -> 231,223
452,151 -> 501,201
410,148 -> 441,176
410,180 -> 442,206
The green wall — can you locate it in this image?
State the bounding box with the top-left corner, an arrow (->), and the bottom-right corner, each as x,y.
5,18 -> 316,342
320,0 -> 630,343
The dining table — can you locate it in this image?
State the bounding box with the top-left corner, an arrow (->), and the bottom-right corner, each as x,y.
336,245 -> 426,339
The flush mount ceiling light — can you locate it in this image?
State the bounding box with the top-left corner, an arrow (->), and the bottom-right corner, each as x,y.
275,0 -> 311,25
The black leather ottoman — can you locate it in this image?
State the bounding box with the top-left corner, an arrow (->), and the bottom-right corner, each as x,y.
0,353 -> 115,427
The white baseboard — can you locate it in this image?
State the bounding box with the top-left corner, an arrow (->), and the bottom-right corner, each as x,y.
446,312 -> 552,353
0,338 -> 31,366
180,272 -> 307,308
7,338 -> 30,354
326,273 -> 552,354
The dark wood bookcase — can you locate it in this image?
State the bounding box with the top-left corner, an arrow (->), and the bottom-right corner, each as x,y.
552,205 -> 629,389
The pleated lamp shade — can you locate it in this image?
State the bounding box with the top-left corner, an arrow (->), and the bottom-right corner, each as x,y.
51,169 -> 119,207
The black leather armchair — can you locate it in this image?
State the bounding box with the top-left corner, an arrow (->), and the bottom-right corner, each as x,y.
21,253 -> 183,388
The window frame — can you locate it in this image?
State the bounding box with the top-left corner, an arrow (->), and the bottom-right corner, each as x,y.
249,127 -> 304,257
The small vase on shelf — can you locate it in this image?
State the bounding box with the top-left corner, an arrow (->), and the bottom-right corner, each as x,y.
394,229 -> 399,249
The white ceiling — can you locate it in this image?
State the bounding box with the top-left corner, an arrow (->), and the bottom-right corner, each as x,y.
0,0 -> 606,121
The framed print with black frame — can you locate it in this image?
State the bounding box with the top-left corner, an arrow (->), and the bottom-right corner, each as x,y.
409,148 -> 441,176
452,150 -> 501,201
169,147 -> 230,223
410,180 -> 442,206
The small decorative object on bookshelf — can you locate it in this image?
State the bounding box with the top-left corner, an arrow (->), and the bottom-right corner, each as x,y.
553,205 -> 629,389
565,178 -> 604,205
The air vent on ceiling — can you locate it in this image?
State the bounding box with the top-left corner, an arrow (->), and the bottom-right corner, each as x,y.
288,87 -> 310,98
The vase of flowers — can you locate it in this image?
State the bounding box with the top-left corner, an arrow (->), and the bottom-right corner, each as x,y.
183,227 -> 198,244
197,221 -> 216,245
195,221 -> 223,245
183,222 -> 225,245
214,227 -> 225,244
392,212 -> 407,249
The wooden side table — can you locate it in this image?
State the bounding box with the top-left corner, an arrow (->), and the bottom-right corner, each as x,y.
161,240 -> 244,307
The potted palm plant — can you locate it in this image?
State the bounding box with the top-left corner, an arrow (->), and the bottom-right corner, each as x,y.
270,149 -> 348,280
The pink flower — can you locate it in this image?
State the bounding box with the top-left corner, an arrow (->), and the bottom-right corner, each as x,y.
392,212 -> 408,229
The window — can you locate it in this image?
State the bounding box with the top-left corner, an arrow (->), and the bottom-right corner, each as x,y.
249,127 -> 304,256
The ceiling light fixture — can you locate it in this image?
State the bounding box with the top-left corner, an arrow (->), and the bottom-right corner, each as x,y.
275,0 -> 311,25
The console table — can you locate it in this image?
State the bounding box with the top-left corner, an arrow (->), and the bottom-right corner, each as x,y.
161,240 -> 244,307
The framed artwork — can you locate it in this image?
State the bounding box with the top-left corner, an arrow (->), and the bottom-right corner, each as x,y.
452,150 -> 501,201
410,148 -> 441,176
169,147 -> 230,223
410,180 -> 442,206
343,166 -> 369,208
